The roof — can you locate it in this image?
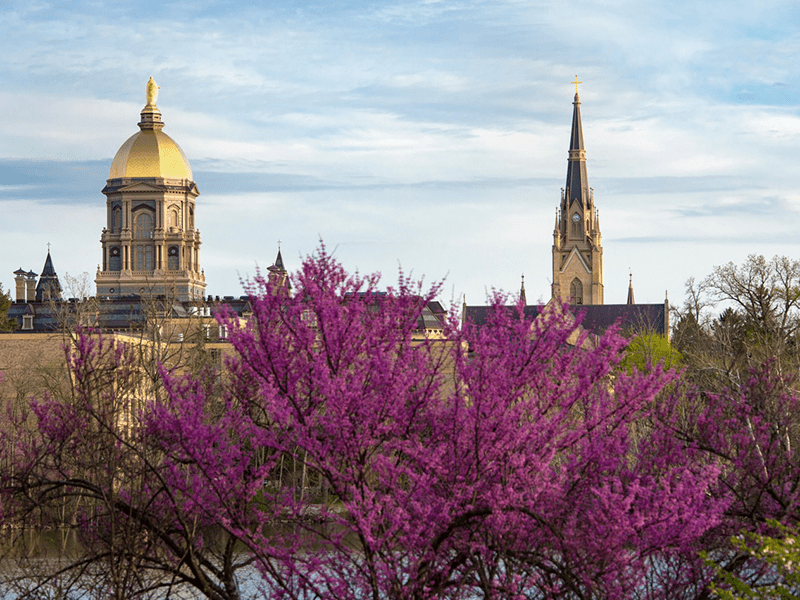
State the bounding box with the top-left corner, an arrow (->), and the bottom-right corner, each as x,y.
40,251 -> 57,277
463,302 -> 669,337
109,129 -> 193,180
564,92 -> 590,207
5,296 -> 253,333
108,91 -> 192,180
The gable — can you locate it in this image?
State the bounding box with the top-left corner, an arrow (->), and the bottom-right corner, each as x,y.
560,247 -> 591,274
116,182 -> 167,193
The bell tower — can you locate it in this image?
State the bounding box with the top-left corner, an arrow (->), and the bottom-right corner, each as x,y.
551,79 -> 603,305
96,78 -> 205,301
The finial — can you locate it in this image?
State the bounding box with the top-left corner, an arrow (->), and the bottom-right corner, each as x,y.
139,78 -> 164,131
627,271 -> 635,305
146,77 -> 160,106
572,75 -> 582,96
46,242 -> 51,253
277,239 -> 282,250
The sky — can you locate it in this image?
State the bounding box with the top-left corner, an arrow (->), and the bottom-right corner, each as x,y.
2,0 -> 800,312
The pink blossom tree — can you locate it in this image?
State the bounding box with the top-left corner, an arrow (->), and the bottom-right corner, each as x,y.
148,246 -> 727,599
2,246 -> 769,598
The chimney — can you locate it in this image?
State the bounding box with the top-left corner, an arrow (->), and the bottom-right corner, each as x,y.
26,272 -> 37,302
13,269 -> 26,302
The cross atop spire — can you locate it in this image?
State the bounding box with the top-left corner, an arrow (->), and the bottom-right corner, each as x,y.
572,75 -> 582,96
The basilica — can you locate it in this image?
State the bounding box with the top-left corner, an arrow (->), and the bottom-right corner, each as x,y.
464,84 -> 668,335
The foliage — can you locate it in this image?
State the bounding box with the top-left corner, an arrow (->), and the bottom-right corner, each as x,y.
8,246 -> 799,599
152,246 -> 724,599
0,283 -> 15,331
667,254 -> 800,597
672,255 -> 800,393
706,521 -> 800,599
620,331 -> 681,374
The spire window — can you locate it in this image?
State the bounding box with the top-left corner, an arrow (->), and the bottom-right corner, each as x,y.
570,278 -> 584,305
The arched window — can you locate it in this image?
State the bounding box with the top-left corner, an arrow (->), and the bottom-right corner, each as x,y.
570,278 -> 584,305
134,212 -> 154,240
189,206 -> 194,230
133,211 -> 155,270
112,207 -> 122,232
169,208 -> 179,229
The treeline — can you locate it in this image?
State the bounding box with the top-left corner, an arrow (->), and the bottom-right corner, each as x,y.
1,248 -> 799,599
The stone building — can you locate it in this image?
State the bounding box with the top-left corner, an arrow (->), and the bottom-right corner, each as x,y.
95,77 -> 206,301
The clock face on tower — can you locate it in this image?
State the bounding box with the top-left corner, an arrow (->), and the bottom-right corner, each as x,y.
572,213 -> 580,223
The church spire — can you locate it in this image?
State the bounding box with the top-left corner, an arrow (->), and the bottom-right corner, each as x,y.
520,274 -> 527,305
36,249 -> 62,302
267,244 -> 290,293
564,77 -> 590,208
627,272 -> 635,305
551,79 -> 603,306
274,247 -> 285,272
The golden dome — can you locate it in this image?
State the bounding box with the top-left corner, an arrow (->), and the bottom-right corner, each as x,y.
108,80 -> 193,180
109,129 -> 193,180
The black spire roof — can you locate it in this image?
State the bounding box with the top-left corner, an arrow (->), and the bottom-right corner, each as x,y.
40,251 -> 57,277
274,248 -> 285,272
564,92 -> 590,208
35,250 -> 62,302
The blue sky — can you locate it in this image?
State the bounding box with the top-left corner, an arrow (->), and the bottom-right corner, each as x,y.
2,0 -> 800,309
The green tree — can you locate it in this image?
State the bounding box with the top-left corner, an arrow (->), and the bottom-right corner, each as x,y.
620,330 -> 681,374
708,522 -> 800,599
673,255 -> 800,394
0,283 -> 15,331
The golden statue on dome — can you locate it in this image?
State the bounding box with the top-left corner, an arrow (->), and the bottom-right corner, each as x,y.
146,76 -> 160,106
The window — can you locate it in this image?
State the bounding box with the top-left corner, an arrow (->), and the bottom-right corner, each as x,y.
133,211 -> 155,271
109,246 -> 121,271
168,246 -> 179,271
134,212 -> 154,239
570,278 -> 583,305
112,207 -> 122,232
135,245 -> 154,271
